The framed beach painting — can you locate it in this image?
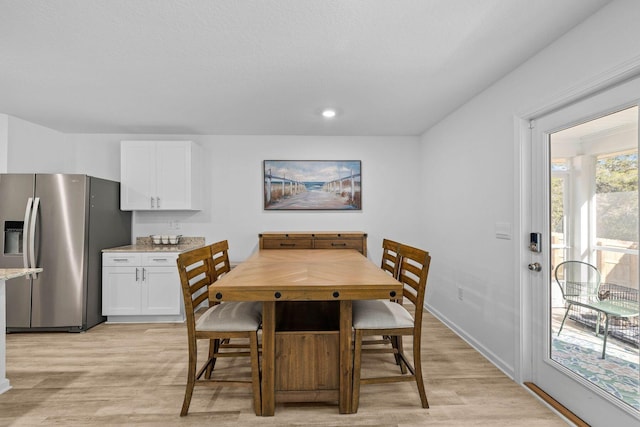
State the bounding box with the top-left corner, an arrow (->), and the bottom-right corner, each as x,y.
263,160 -> 362,210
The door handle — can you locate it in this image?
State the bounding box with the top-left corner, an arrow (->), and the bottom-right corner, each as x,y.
29,197 -> 40,278
23,197 -> 33,270
528,262 -> 542,272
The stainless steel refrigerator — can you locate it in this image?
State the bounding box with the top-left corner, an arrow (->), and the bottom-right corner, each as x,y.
0,174 -> 131,332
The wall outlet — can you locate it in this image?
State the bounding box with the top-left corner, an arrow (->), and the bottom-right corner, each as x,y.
457,287 -> 464,301
169,220 -> 181,230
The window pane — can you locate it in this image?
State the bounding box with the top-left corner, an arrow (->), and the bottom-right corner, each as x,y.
549,106 -> 639,412
596,151 -> 638,240
551,175 -> 566,267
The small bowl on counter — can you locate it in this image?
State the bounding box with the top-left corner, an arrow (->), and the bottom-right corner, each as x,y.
150,235 -> 182,245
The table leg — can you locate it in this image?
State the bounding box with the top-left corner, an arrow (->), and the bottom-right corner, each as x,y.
601,313 -> 610,359
339,300 -> 353,414
262,301 -> 276,416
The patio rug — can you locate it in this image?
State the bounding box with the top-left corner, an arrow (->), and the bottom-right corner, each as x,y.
552,333 -> 640,411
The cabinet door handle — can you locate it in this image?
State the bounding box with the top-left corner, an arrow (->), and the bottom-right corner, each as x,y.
135,268 -> 139,282
152,258 -> 168,262
150,197 -> 155,208
157,197 -> 161,208
142,267 -> 146,281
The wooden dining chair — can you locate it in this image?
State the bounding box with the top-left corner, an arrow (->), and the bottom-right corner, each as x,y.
207,240 -> 261,362
176,241 -> 262,416
210,239 -> 232,280
352,243 -> 431,411
362,238 -> 407,373
380,238 -> 402,280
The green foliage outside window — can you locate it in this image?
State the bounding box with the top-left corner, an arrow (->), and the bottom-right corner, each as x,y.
596,152 -> 638,243
551,176 -> 564,234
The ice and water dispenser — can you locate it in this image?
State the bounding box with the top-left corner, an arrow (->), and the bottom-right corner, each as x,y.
4,221 -> 24,255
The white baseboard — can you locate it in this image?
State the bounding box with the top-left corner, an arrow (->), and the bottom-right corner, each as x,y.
0,378 -> 10,395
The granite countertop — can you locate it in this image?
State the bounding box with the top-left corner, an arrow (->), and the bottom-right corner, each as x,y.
0,268 -> 43,281
103,236 -> 205,253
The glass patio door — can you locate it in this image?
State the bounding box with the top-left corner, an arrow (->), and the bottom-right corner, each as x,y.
530,77 -> 640,426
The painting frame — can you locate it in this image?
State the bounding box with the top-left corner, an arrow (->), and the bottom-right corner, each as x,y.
263,160 -> 362,211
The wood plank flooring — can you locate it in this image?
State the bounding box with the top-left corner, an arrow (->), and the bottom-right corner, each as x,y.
0,311 -> 566,426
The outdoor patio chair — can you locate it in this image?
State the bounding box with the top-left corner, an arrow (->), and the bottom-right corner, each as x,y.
554,260 -> 639,359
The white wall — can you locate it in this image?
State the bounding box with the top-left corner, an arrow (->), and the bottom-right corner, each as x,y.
60,133 -> 421,263
5,116 -> 69,173
67,134 -> 122,181
0,114 -> 7,173
418,0 -> 640,377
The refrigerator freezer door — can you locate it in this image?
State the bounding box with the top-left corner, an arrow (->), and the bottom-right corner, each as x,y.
30,175 -> 89,329
0,174 -> 36,328
0,174 -> 34,264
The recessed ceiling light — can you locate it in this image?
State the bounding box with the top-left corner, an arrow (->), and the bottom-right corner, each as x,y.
321,108 -> 337,119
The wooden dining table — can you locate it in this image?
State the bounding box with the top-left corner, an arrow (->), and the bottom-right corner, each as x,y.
210,249 -> 402,416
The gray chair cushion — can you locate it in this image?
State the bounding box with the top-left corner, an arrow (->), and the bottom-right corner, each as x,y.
353,299 -> 414,329
196,301 -> 262,332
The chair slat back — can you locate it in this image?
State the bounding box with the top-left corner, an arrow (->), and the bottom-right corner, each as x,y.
210,240 -> 232,280
381,238 -> 401,279
554,260 -> 601,302
397,244 -> 431,325
177,245 -> 215,332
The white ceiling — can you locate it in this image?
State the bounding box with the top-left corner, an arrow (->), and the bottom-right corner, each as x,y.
0,0 -> 612,136
552,106 -> 638,145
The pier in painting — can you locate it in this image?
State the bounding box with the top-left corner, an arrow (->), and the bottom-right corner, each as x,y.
264,160 -> 361,210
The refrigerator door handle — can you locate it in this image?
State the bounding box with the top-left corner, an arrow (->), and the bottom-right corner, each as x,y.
29,197 -> 40,278
22,197 -> 34,271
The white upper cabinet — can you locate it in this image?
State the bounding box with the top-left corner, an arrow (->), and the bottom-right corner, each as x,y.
120,140 -> 202,210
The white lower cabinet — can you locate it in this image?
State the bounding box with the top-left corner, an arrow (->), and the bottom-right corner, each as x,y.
102,252 -> 184,323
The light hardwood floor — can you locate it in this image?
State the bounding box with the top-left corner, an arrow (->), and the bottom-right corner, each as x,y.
1,311 -> 566,426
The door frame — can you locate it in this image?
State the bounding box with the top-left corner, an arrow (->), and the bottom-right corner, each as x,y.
515,60 -> 640,419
